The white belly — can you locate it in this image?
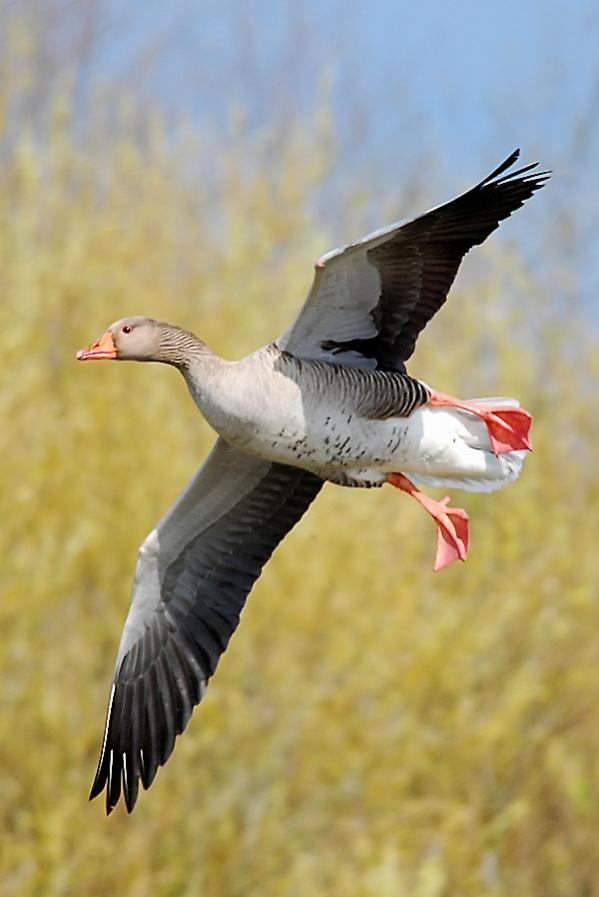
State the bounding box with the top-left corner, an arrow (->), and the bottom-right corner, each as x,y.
187,363 -> 526,493
223,397 -> 522,491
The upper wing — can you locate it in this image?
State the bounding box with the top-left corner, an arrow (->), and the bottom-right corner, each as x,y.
90,438 -> 322,814
278,149 -> 549,371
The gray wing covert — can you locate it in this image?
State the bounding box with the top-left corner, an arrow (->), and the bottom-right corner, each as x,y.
90,438 -> 322,814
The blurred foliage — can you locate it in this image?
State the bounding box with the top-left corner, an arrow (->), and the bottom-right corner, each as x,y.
1,12 -> 599,897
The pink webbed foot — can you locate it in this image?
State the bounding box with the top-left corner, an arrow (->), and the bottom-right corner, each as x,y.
388,473 -> 469,572
430,497 -> 469,571
429,390 -> 532,456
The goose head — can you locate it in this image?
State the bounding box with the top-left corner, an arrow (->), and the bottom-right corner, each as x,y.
76,317 -> 166,362
77,317 -> 208,367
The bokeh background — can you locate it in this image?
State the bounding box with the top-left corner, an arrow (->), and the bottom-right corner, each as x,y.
1,1 -> 599,895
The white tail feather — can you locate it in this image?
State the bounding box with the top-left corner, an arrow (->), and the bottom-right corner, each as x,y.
462,396 -> 520,407
401,399 -> 529,493
409,449 -> 527,494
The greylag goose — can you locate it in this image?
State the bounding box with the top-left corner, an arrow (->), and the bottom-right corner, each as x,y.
77,149 -> 548,813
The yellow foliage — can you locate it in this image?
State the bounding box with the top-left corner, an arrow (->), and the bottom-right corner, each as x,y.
1,88 -> 598,897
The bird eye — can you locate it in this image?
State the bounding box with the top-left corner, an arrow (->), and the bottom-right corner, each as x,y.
122,325 -> 132,334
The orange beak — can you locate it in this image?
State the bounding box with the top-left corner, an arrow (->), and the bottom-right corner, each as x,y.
76,330 -> 117,361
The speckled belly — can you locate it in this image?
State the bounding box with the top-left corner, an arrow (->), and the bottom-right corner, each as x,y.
231,406 -> 424,485
235,402 -> 502,489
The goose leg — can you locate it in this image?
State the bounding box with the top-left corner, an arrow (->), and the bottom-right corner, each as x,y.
428,390 -> 532,456
387,473 -> 469,572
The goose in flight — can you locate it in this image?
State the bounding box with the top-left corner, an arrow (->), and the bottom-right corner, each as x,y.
77,149 -> 548,813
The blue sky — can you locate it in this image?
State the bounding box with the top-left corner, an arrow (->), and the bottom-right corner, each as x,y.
90,0 -> 599,315
100,0 -> 599,167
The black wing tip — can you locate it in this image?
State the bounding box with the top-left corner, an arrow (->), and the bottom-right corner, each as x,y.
482,148 -> 551,191
123,779 -> 139,814
481,148 -> 520,183
88,770 -> 117,816
88,686 -> 187,815
89,754 -> 143,815
88,674 -> 187,815
89,777 -> 105,803
89,744 -> 110,804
